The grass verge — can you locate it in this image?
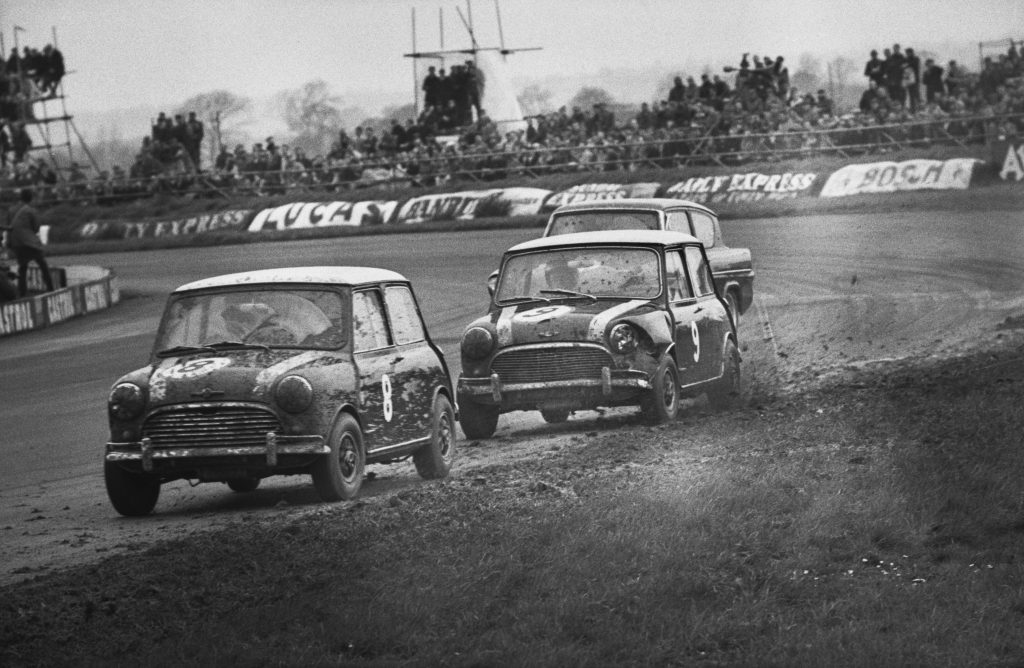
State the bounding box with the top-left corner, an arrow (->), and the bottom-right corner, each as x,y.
2,324 -> 1022,666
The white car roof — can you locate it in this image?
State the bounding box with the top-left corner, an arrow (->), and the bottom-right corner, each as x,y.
509,230 -> 700,253
550,197 -> 717,216
174,266 -> 407,293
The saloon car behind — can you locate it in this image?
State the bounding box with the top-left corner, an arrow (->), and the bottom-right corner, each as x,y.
459,231 -> 741,438
542,198 -> 754,328
104,267 -> 456,516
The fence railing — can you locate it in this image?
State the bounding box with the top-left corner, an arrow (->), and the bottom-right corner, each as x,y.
2,112 -> 1019,207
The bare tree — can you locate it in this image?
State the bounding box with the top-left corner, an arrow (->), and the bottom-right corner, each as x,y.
790,53 -> 823,98
517,84 -> 554,116
177,90 -> 251,165
569,86 -> 615,110
280,79 -> 343,156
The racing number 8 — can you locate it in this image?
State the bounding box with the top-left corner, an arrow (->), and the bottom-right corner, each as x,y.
382,373 -> 393,422
690,321 -> 700,362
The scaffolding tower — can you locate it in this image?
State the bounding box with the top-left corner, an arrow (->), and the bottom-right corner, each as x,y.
3,26 -> 99,178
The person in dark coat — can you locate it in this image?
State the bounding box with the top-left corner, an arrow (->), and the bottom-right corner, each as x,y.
922,58 -> 945,103
6,188 -> 54,297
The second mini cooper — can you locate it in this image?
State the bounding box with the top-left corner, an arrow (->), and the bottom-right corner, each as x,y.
458,231 -> 740,438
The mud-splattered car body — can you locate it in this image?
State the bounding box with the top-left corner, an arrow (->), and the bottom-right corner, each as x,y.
459,231 -> 741,438
104,267 -> 456,516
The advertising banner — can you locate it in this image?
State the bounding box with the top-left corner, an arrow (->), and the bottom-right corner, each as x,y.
495,187 -> 555,217
995,139 -> 1024,182
820,159 -> 980,197
78,210 -> 252,240
541,183 -> 662,211
248,201 -> 398,232
664,172 -> 818,204
0,265 -> 119,337
395,190 -> 502,224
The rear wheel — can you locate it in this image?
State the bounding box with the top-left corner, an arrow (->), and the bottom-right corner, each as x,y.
227,477 -> 260,493
641,354 -> 680,424
707,339 -> 741,410
725,291 -> 741,330
540,407 -> 570,424
311,414 -> 365,501
104,461 -> 160,517
459,397 -> 499,440
414,394 -> 456,479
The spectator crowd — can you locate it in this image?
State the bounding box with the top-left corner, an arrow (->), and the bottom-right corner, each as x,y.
2,39 -> 1022,206
1,42 -> 65,171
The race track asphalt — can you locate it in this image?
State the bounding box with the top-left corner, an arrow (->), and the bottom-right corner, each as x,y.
1,210 -> 1021,562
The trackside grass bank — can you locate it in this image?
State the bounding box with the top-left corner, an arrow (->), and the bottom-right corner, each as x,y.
3,324 -> 1022,666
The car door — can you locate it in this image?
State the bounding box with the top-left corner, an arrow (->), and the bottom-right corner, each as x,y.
665,249 -> 706,386
682,245 -> 728,381
351,287 -> 399,448
382,283 -> 441,444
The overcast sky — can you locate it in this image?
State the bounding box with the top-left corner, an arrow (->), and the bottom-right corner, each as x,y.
2,0 -> 1021,116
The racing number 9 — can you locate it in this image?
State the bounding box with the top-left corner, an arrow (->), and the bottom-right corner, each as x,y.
690,321 -> 700,362
381,373 -> 393,422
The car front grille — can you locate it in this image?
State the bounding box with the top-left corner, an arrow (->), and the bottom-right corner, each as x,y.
143,404 -> 281,449
491,345 -> 612,384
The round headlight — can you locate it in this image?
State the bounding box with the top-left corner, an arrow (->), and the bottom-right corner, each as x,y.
109,382 -> 145,421
609,323 -> 639,354
462,326 -> 495,360
276,375 -> 313,413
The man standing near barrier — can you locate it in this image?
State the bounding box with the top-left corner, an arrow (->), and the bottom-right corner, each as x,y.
6,188 -> 54,298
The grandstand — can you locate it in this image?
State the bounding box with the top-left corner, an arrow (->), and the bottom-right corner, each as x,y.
1,32 -> 1021,207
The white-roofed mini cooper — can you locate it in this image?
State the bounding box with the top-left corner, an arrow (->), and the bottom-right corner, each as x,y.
459,231 -> 741,439
104,267 -> 456,516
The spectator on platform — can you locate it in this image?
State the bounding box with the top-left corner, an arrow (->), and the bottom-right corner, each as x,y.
5,187 -> 53,297
864,49 -> 885,88
922,58 -> 945,103
905,47 -> 921,111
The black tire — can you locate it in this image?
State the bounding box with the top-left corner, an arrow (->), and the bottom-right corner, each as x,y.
104,461 -> 160,517
414,394 -> 456,479
227,477 -> 260,493
540,407 -> 570,424
641,354 -> 680,424
311,414 -> 365,501
707,339 -> 741,410
725,291 -> 741,331
459,396 -> 499,439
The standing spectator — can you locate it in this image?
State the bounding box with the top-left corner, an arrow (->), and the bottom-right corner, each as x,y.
885,44 -> 906,106
5,188 -> 54,297
945,60 -> 963,97
667,76 -> 686,103
11,121 -> 31,163
904,48 -> 921,112
922,58 -> 945,103
0,120 -> 10,167
864,49 -> 885,88
186,111 -> 204,169
422,66 -> 440,109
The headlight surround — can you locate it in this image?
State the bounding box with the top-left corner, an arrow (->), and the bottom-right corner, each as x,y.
275,375 -> 314,413
109,382 -> 146,421
462,326 -> 495,360
609,323 -> 639,354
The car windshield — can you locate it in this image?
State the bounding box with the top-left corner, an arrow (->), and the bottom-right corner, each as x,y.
496,247 -> 662,302
154,287 -> 348,353
547,210 -> 660,235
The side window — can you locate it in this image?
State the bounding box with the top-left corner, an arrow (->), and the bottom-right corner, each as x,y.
665,210 -> 691,234
352,289 -> 393,352
690,211 -> 716,248
384,285 -> 426,345
684,246 -> 715,297
665,251 -> 693,302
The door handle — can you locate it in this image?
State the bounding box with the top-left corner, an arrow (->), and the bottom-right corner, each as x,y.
392,356 -> 405,363
694,306 -> 704,313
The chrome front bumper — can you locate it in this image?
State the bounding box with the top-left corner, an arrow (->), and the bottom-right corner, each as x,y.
106,432 -> 328,472
457,367 -> 651,402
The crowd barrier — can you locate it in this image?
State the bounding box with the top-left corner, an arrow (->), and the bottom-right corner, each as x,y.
0,265 -> 120,337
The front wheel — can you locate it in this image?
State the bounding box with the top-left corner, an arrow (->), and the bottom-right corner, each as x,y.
414,394 -> 456,479
459,397 -> 499,439
104,461 -> 160,517
311,414 -> 365,501
707,339 -> 741,410
641,354 -> 680,424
